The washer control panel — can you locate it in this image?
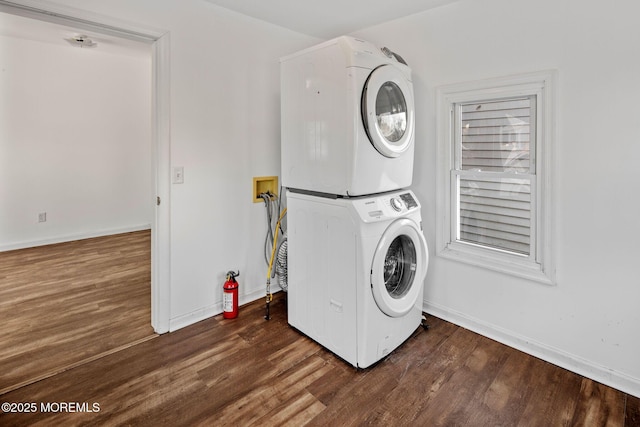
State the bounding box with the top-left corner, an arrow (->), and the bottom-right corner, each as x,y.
352,190 -> 420,222
399,192 -> 418,209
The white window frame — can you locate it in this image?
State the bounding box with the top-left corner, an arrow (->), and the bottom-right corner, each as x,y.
436,71 -> 556,285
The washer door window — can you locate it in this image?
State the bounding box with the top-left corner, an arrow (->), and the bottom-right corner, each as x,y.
371,219 -> 428,317
362,65 -> 415,158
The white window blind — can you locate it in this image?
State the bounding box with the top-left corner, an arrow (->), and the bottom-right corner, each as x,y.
455,96 -> 536,256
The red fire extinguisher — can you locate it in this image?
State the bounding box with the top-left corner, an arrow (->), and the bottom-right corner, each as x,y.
223,270 -> 239,319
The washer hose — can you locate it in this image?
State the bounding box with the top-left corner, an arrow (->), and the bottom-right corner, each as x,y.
275,236 -> 288,292
265,208 -> 287,319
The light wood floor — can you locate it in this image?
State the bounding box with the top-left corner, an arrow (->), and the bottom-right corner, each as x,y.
1,291 -> 638,426
0,230 -> 155,395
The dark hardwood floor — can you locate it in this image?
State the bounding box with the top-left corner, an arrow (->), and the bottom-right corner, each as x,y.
1,290 -> 638,426
0,231 -> 155,395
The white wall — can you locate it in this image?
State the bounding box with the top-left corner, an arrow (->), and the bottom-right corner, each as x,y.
354,0 -> 640,397
0,33 -> 152,250
33,0 -> 318,329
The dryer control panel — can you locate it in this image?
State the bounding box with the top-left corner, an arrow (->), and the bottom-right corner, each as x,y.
351,190 -> 420,222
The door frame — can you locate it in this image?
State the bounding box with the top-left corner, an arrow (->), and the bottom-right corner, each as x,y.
0,0 -> 171,333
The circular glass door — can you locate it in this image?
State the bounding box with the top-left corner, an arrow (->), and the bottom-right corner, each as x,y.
362,65 -> 415,158
371,219 -> 428,317
376,82 -> 407,143
383,234 -> 417,299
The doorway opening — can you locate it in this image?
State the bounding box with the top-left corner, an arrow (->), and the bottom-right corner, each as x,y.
0,0 -> 170,393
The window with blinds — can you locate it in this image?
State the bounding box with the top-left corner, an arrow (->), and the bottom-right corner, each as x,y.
455,96 -> 536,256
436,70 -> 555,284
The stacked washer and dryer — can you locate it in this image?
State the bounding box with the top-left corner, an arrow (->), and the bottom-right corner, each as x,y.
280,36 -> 429,368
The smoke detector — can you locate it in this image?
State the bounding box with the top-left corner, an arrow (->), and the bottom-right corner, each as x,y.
65,35 -> 97,48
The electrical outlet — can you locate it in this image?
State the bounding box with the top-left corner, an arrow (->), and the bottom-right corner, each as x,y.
38,212 -> 47,223
173,166 -> 184,184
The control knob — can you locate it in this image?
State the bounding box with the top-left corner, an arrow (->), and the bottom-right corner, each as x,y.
390,197 -> 403,212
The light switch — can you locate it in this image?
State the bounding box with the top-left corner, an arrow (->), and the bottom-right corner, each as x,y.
173,166 -> 184,184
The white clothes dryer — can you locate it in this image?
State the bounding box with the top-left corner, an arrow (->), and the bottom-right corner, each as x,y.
281,36 -> 415,196
286,189 -> 429,368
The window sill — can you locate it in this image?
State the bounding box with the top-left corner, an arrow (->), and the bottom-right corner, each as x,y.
438,243 -> 556,286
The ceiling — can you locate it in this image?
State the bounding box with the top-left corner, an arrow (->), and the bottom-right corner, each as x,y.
0,0 -> 460,54
203,0 -> 460,39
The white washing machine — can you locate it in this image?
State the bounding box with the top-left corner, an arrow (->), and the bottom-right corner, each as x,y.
286,189 -> 429,368
281,36 -> 415,197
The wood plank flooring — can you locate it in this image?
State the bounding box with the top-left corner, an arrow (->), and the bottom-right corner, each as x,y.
0,231 -> 155,395
1,291 -> 638,426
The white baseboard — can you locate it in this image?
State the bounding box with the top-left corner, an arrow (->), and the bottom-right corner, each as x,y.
0,224 -> 152,252
169,304 -> 221,332
169,287 -> 280,332
423,299 -> 640,399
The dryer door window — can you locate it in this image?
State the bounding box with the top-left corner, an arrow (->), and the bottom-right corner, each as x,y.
371,218 -> 428,318
376,82 -> 407,143
362,65 -> 415,158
